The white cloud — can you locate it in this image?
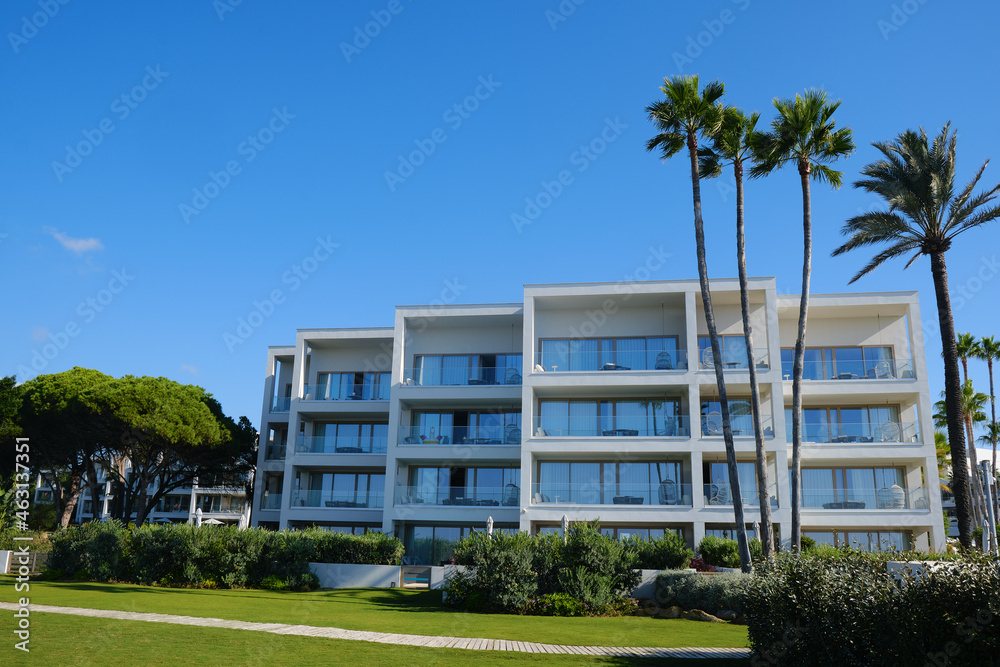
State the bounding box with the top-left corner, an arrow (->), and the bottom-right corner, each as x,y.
43,226 -> 104,255
180,364 -> 198,375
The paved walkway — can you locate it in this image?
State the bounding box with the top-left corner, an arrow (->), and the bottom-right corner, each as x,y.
0,601 -> 751,659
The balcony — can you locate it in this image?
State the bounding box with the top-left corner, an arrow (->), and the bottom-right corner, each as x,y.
401,366 -> 522,387
803,487 -> 928,510
538,349 -> 690,372
271,396 -> 290,412
260,493 -> 282,510
532,416 -> 691,438
529,483 -> 693,506
781,357 -> 915,381
295,434 -> 388,455
398,425 -> 522,446
787,421 -> 920,444
291,490 -> 384,509
702,483 -> 779,507
698,347 -> 770,371
395,485 -> 520,507
700,415 -> 775,438
265,443 -> 287,460
303,383 -> 390,401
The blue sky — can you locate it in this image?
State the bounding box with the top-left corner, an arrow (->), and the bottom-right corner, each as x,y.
3,1 -> 999,459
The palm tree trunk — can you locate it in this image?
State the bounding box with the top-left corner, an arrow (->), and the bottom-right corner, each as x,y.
687,131 -> 751,571
988,358 -> 999,530
930,250 -> 973,548
735,158 -> 774,558
965,409 -> 987,537
790,160 -> 812,551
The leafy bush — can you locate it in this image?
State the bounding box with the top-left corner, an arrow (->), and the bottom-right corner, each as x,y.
46,522 -> 401,589
448,531 -> 538,612
744,549 -> 1000,665
627,531 -> 694,570
655,570 -> 748,614
524,592 -> 587,617
697,535 -> 740,569
558,521 -> 640,599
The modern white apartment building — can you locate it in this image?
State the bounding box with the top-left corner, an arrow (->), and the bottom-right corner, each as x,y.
252,278 -> 945,563
34,469 -> 249,526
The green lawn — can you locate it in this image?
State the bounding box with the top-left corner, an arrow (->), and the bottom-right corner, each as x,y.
1,613 -> 749,666
3,579 -> 748,650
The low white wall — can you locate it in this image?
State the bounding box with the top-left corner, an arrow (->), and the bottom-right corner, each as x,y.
310,563 -> 400,589
0,551 -> 10,575
430,564 -> 466,590
632,569 -> 662,598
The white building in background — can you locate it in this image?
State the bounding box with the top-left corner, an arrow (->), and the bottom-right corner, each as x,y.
34,469 -> 249,526
252,278 -> 945,563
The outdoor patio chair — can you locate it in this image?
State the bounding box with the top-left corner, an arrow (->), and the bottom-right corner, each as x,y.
505,367 -> 522,384
654,351 -> 674,370
658,480 -> 678,505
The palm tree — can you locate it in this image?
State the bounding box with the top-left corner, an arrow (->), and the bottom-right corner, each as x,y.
956,333 -> 981,384
954,333 -> 989,530
975,336 -> 1000,520
699,107 -> 774,558
752,90 -> 855,550
831,124 -> 1000,549
646,75 -> 752,572
935,431 -> 952,493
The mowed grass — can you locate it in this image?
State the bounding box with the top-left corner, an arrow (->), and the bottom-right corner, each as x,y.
1,613 -> 750,666
3,578 -> 748,649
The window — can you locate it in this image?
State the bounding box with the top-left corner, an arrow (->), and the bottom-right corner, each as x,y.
539,399 -> 683,437
407,467 -> 520,504
698,335 -> 749,368
313,422 -> 388,453
539,337 -> 678,371
785,406 -> 901,443
413,354 -> 522,386
701,398 -> 756,436
409,409 -> 521,443
315,372 -> 390,399
804,530 -> 910,552
703,461 -> 759,505
797,467 -> 905,508
537,461 -> 682,505
781,346 -> 895,380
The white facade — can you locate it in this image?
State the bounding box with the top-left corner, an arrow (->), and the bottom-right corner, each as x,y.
252,278 -> 945,561
34,469 -> 249,526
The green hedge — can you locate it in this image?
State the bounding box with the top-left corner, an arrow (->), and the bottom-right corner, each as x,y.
744,549 -> 1000,665
447,521 -> 641,615
47,521 -> 403,589
654,570 -> 748,614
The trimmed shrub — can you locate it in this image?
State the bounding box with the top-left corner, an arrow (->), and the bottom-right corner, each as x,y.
525,592 -> 586,617
697,535 -> 740,569
46,522 -> 402,589
445,530 -> 537,612
626,531 -> 694,570
744,550 -> 1000,665
448,521 -> 641,616
655,570 -> 749,614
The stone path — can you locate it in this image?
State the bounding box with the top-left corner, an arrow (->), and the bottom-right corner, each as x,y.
0,601 -> 751,660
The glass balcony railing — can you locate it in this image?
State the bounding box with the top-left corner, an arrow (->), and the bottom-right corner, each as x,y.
786,421 -> 920,444
302,384 -> 390,401
401,367 -> 523,387
291,490 -> 383,509
529,483 -> 693,506
700,415 -> 775,438
699,348 -> 770,371
260,493 -> 282,510
271,396 -> 290,412
398,425 -> 522,445
537,350 -> 690,372
395,485 -> 521,507
295,435 -> 388,454
532,416 -> 690,438
264,444 -> 287,460
802,487 -> 928,510
781,358 -> 915,381
703,483 -> 779,507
